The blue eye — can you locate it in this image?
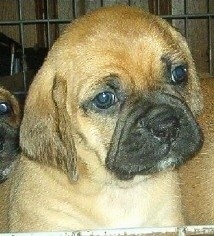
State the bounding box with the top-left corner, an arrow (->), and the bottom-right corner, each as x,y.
93,91 -> 117,109
171,65 -> 187,85
0,102 -> 11,115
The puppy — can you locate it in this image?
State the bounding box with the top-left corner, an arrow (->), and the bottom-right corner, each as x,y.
0,87 -> 20,232
0,87 -> 20,182
6,5 -> 203,231
179,75 -> 214,224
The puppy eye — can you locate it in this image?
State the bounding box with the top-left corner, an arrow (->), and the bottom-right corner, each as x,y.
171,65 -> 187,85
92,91 -> 117,109
0,102 -> 12,115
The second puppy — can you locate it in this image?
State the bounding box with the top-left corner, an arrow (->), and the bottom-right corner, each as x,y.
0,87 -> 20,232
0,87 -> 20,183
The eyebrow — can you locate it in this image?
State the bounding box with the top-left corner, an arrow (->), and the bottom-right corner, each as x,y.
161,52 -> 187,66
161,54 -> 174,67
105,75 -> 121,91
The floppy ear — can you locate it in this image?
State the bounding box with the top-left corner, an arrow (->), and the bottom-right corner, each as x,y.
20,64 -> 78,181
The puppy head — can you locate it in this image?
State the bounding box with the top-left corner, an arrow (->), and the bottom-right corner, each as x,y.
0,87 -> 20,183
20,5 -> 203,183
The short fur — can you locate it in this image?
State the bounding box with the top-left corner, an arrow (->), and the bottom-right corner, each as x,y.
1,6 -> 205,231
0,87 -> 20,231
179,75 -> 214,224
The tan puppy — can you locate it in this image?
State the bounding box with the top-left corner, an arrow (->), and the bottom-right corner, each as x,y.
0,87 -> 20,182
6,5 -> 203,231
180,76 -> 214,224
0,87 -> 20,231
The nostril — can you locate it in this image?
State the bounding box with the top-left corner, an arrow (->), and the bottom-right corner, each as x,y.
146,114 -> 180,141
155,116 -> 180,132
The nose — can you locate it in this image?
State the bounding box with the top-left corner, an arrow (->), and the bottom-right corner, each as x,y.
142,106 -> 180,142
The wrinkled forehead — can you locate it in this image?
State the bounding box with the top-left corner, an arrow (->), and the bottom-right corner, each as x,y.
65,32 -> 185,92
73,37 -> 163,82
54,9 -> 188,93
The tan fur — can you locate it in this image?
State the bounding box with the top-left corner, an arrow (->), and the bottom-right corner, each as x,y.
179,76 -> 214,224
0,87 -> 20,232
0,181 -> 10,232
0,5 -> 205,231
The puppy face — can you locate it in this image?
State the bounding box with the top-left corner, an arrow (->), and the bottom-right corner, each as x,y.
21,6 -> 203,183
0,88 -> 20,183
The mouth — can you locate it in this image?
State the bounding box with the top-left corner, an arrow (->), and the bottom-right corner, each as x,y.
105,92 -> 203,181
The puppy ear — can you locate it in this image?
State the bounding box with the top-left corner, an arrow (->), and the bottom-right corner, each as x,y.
52,76 -> 78,181
20,64 -> 78,181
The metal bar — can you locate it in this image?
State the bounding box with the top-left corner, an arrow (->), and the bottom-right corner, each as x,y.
161,13 -> 214,19
1,13 -> 214,26
183,0 -> 187,38
207,0 -> 213,75
10,44 -> 15,75
207,0 -> 210,14
157,0 -> 160,15
0,225 -> 214,236
72,0 -> 77,19
208,19 -> 212,75
0,19 -> 71,25
13,91 -> 27,95
45,0 -> 51,49
17,0 -> 27,92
